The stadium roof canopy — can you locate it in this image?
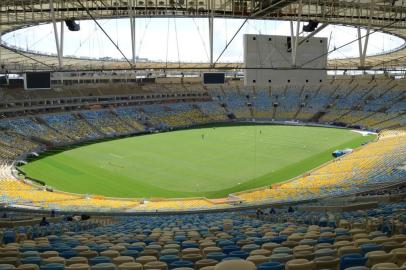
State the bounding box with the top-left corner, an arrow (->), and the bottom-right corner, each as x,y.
1,0 -> 406,72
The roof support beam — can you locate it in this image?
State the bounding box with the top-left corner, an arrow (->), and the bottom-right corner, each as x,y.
252,0 -> 292,17
213,19 -> 247,67
76,0 -> 133,69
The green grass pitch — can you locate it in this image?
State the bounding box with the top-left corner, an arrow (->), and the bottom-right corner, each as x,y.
20,125 -> 376,198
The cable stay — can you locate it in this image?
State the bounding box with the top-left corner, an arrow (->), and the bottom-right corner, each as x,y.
76,0 -> 133,68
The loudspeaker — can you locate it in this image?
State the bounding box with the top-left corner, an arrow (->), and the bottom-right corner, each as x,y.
303,20 -> 319,32
65,19 -> 80,31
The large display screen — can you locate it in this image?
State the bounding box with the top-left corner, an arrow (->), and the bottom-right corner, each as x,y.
0,76 -> 7,85
203,73 -> 225,84
25,72 -> 51,90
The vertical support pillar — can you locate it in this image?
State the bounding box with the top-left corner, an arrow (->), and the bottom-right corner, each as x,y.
361,27 -> 371,68
292,0 -> 302,67
0,34 -> 2,69
359,0 -> 373,68
290,20 -> 294,49
357,26 -> 363,66
208,0 -> 214,68
60,21 -> 64,67
50,0 -> 62,69
209,16 -> 214,68
0,4 -> 2,69
130,0 -> 136,66
361,27 -> 371,67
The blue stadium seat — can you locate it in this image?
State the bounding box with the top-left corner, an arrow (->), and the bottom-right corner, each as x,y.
257,262 -> 284,270
40,263 -> 65,270
159,255 -> 179,264
360,244 -> 382,255
89,257 -> 112,266
339,253 -> 367,270
169,260 -> 194,269
229,251 -> 249,259
21,257 -> 42,266
206,252 -> 227,261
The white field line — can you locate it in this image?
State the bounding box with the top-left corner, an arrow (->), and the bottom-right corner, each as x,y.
109,153 -> 124,159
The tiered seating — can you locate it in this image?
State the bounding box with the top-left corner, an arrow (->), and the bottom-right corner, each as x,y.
0,175 -> 230,211
41,114 -> 100,141
222,90 -> 251,118
1,206 -> 406,270
235,130 -> 406,203
0,177 -> 141,212
138,199 -> 224,211
81,111 -> 133,136
141,103 -> 214,128
0,118 -> 67,144
113,108 -> 146,131
185,106 -> 213,125
253,90 -> 273,119
0,78 -> 404,212
318,110 -> 348,123
197,102 -> 227,121
141,105 -> 169,128
0,129 -> 404,212
275,86 -> 302,120
0,132 -> 39,160
159,104 -> 195,127
354,112 -> 397,129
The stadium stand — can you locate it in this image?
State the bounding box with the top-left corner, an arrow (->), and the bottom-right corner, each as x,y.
41,114 -> 101,142
1,200 -> 406,270
0,126 -> 404,211
1,3 -> 406,270
80,111 -> 133,136
0,77 -> 404,211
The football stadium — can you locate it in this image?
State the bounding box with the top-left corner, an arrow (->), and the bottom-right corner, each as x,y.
0,1 -> 406,270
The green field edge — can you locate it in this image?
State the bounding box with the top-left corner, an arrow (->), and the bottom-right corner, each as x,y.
18,123 -> 376,199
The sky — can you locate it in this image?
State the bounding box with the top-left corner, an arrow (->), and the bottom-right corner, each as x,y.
2,18 -> 404,63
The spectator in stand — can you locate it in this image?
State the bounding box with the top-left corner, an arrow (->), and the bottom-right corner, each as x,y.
256,208 -> 264,219
40,217 -> 49,226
